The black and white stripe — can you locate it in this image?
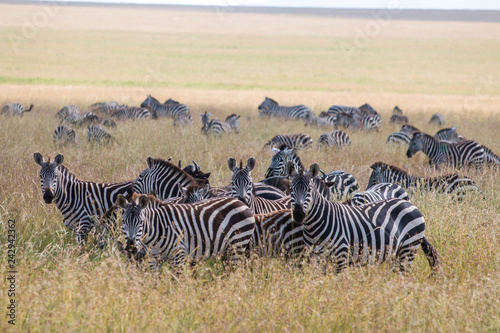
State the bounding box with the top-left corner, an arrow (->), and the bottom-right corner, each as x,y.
110,107 -> 155,120
2,103 -> 33,117
53,126 -> 78,146
116,193 -> 255,268
199,112 -> 238,136
407,132 -> 485,168
319,170 -> 359,201
88,101 -> 127,115
287,162 -> 440,273
61,112 -> 99,127
87,125 -> 115,145
141,95 -> 190,119
34,153 -> 133,245
367,161 -> 484,200
349,183 -> 409,206
173,113 -> 194,127
317,130 -> 351,148
258,97 -> 312,120
264,144 -> 304,179
434,127 -> 463,142
56,104 -> 79,120
263,133 -> 313,150
386,131 -> 412,145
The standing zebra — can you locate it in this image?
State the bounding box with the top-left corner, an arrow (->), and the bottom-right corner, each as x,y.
2,103 -> 33,117
367,161 -> 484,200
263,133 -> 313,150
53,126 -> 78,146
429,113 -> 445,126
141,95 -> 190,119
264,144 -> 304,178
349,183 -> 409,206
258,97 -> 312,120
110,107 -> 155,120
317,130 -> 351,148
133,157 -> 196,200
407,132 -> 485,169
287,162 -> 440,273
228,157 -> 291,214
319,170 -> 359,201
34,153 -> 134,245
87,125 -> 115,145
435,127 -> 463,142
116,193 -> 255,269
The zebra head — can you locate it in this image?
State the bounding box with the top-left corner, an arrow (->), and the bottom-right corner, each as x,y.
117,193 -> 147,252
407,132 -> 425,158
228,157 -> 255,206
140,94 -> 158,109
258,97 -> 277,110
288,162 -> 320,224
264,145 -> 302,178
199,111 -> 212,128
34,152 -> 64,204
367,162 -> 385,190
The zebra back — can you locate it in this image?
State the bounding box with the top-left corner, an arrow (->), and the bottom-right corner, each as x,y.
53,125 -> 78,146
56,104 -> 79,120
435,127 -> 463,142
317,130 -> 351,148
390,114 -> 409,124
110,107 -> 154,120
349,183 -> 409,206
87,125 -> 115,145
386,131 -> 412,145
258,97 -> 311,120
263,133 -> 313,150
320,170 -> 359,201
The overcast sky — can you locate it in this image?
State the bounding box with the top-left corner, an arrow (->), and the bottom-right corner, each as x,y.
48,0 -> 500,10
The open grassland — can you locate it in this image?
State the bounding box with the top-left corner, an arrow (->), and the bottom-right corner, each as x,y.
1,3 -> 500,332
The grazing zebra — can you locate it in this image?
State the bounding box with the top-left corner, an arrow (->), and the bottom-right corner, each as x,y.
287,162 -> 440,273
263,133 -> 313,150
401,124 -> 420,136
88,101 -> 126,115
53,125 -> 78,146
327,105 -> 360,116
367,161 -> 484,200
390,114 -> 409,124
173,113 -> 193,127
319,170 -> 360,201
61,112 -> 99,127
429,113 -> 445,126
110,107 -> 155,120
264,144 -> 304,178
202,118 -> 232,136
359,114 -> 382,131
87,125 -> 115,145
258,97 -> 312,120
141,95 -> 189,119
407,132 -> 485,169
56,104 -> 79,120
116,193 -> 255,269
317,130 -> 351,148
303,113 -> 338,128
386,131 -> 412,145
228,157 -> 291,214
2,103 -> 33,117
133,157 -> 196,200
358,103 -> 378,115
349,183 -> 409,206
34,153 -> 134,245
393,106 -> 403,115
434,127 -> 463,142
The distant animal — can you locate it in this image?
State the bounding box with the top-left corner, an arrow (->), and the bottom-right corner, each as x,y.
390,114 -> 409,124
110,107 -> 155,120
88,101 -> 126,115
264,144 -> 304,178
141,95 -> 189,119
199,111 -> 239,136
317,130 -> 351,148
392,106 -> 403,115
263,133 -> 313,150
386,124 -> 420,145
348,183 -> 409,206
429,113 -> 445,126
2,103 -> 33,117
53,126 -> 78,146
173,113 -> 193,127
302,113 -> 338,127
87,125 -> 115,145
434,127 -> 463,142
61,112 -> 99,127
258,97 -> 312,120
56,104 -> 79,120
358,103 -> 378,115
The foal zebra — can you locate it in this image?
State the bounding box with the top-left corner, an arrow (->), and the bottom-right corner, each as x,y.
87,125 -> 115,145
264,144 -> 304,178
34,153 -> 134,245
228,157 -> 291,214
287,162 -> 440,273
53,126 -> 78,146
258,97 -> 312,120
2,103 -> 33,117
367,161 -> 483,200
141,95 -> 189,119
407,132 -> 485,169
116,193 -> 255,269
349,183 -> 409,206
263,133 -> 313,150
317,130 -> 351,148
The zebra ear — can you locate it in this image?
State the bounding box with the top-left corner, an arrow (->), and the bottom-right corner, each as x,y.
54,154 -> 64,166
147,156 -> 154,169
271,148 -> 280,155
34,152 -> 44,166
138,195 -> 149,209
309,163 -> 320,178
451,126 -> 457,131
286,161 -> 296,177
228,157 -> 237,171
116,194 -> 127,208
246,157 -> 255,171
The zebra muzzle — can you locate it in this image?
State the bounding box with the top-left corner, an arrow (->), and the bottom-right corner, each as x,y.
292,204 -> 305,224
43,189 -> 54,204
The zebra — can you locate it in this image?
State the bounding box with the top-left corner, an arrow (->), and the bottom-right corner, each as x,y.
202,118 -> 232,136
34,153 -> 134,245
407,132 -> 485,169
164,98 -> 179,105
317,130 -> 351,148
264,144 -> 303,178
263,133 -> 313,150
61,112 -> 99,127
358,103 -> 379,115
173,113 -> 193,127
56,104 -> 79,120
327,105 -> 361,116
2,103 -> 33,117
53,126 -> 78,146
225,114 -> 241,133
87,125 -> 115,145
349,183 -> 409,206
133,157 -> 196,200
258,97 -> 312,120
435,127 -> 463,142
386,131 -> 412,145
367,161 -> 484,201
390,114 -> 409,124
429,113 -> 445,126
401,124 -> 420,136
228,157 -> 291,214
303,113 -> 338,128
359,114 -> 382,131
141,95 -> 189,119
88,101 -> 126,116
115,193 -> 255,269
110,107 -> 155,120
392,106 -> 403,115
178,184 -> 222,204
287,162 -> 440,273
319,170 -> 360,201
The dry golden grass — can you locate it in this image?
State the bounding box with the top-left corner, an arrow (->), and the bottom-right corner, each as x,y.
0,3 -> 499,332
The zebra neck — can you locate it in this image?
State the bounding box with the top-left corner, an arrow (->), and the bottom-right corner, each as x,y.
302,187 -> 330,226
54,166 -> 77,207
422,134 -> 441,160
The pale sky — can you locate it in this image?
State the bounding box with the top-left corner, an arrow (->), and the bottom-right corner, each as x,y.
42,0 -> 500,10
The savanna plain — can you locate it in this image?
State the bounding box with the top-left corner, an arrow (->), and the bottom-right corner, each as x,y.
0,3 -> 499,331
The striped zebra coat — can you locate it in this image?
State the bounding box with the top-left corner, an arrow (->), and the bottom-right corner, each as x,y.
34,153 -> 134,245
287,162 -> 440,273
258,97 -> 312,120
2,103 -> 33,117
317,130 -> 351,148
53,125 -> 78,146
87,125 -> 115,145
264,144 -> 304,178
56,104 -> 79,120
348,183 -> 409,206
407,132 -> 485,169
367,161 -> 483,201
263,133 -> 313,150
116,193 -> 255,268
141,95 -> 189,119
200,112 -> 239,136
319,170 -> 359,201
110,107 -> 155,120
229,157 -> 291,214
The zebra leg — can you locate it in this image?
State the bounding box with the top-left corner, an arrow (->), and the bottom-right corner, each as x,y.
420,237 -> 441,273
75,221 -> 92,247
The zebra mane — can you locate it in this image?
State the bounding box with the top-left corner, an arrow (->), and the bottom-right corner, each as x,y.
370,161 -> 409,176
149,158 -> 196,183
265,97 -> 278,105
225,113 -> 239,121
401,124 -> 420,132
278,143 -> 293,151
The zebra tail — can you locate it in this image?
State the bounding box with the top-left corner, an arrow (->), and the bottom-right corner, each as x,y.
420,236 -> 441,272
26,104 -> 34,112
